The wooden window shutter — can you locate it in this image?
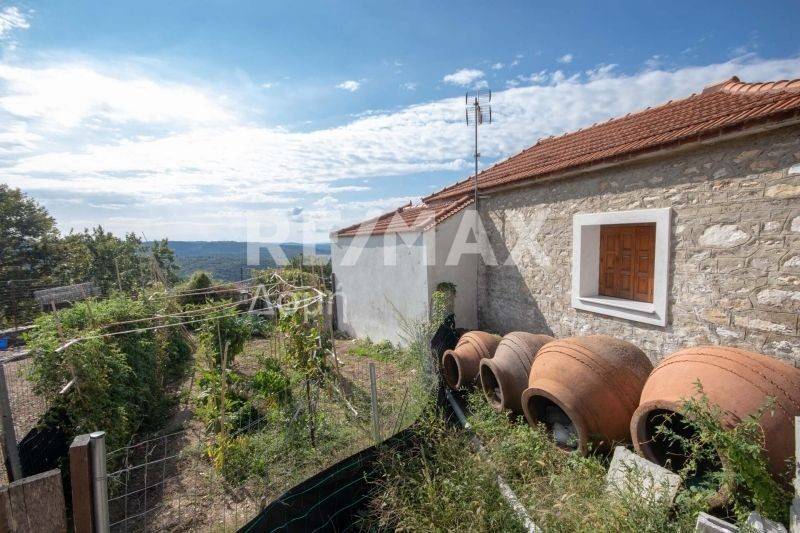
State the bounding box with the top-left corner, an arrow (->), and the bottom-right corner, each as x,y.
598,224 -> 655,303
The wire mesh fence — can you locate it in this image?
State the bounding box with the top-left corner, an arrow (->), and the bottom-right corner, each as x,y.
101,329 -> 426,532
0,352 -> 54,484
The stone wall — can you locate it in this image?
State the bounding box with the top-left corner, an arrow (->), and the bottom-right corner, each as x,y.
478,124 -> 800,366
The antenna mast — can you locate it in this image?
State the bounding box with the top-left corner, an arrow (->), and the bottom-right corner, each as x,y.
465,89 -> 492,210
464,89 -> 491,326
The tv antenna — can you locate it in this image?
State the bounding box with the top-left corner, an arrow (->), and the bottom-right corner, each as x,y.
465,89 -> 492,207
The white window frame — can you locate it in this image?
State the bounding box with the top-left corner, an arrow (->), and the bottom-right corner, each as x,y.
571,208 -> 671,326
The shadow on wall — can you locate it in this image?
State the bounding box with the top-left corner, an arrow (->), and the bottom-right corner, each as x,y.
471,126 -> 800,340
478,208 -> 555,338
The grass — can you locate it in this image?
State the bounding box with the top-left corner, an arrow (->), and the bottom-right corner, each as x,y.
361,409 -> 527,532
362,391 -> 707,532
349,338 -> 401,364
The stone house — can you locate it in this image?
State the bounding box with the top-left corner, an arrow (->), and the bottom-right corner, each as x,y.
332,76 -> 800,365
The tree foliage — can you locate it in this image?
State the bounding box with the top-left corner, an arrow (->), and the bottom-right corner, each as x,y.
0,185 -> 62,324
25,294 -> 192,448
0,186 -> 181,324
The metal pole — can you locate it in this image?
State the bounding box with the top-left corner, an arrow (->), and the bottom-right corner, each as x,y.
368,362 -> 381,444
0,363 -> 22,481
446,390 -> 541,533
90,431 -> 110,533
473,97 -> 481,328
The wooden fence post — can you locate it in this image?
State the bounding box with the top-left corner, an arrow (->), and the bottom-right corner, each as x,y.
69,434 -> 94,533
0,364 -> 22,482
0,469 -> 66,532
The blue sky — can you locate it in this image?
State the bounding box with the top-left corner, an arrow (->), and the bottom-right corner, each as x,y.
1,1 -> 800,241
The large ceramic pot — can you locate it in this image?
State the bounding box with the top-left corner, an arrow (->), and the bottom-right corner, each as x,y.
441,331 -> 501,389
521,335 -> 652,453
630,346 -> 800,482
479,332 -> 553,414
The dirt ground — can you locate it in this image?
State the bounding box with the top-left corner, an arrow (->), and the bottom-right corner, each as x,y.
105,335 -> 418,532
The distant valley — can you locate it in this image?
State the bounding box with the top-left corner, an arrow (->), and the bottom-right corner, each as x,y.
160,241 -> 331,281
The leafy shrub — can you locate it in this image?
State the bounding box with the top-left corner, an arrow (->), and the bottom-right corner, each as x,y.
655,382 -> 791,525
26,294 -> 191,448
177,271 -> 238,306
431,282 -> 456,329
278,292 -> 328,380
251,358 -> 291,404
214,435 -> 268,485
196,305 -> 253,367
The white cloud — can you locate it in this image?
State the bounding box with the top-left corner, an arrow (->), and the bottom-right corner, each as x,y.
491,62 -> 504,70
402,82 -> 417,91
260,82 -> 276,89
558,53 -> 573,64
0,63 -> 233,129
0,6 -> 29,39
442,68 -> 485,87
3,55 -> 800,240
336,80 -> 360,92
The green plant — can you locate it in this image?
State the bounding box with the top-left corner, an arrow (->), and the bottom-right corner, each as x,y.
25,294 -> 191,448
430,282 -> 456,330
350,338 -> 398,363
364,408 -> 526,532
251,358 -> 291,404
196,305 -> 253,367
278,292 -> 327,380
654,382 -> 791,525
178,271 -> 238,306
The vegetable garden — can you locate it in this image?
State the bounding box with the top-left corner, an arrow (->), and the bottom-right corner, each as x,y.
5,270 -> 431,531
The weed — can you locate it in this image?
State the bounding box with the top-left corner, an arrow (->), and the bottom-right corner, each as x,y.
363,408 -> 526,532
350,338 -> 398,363
654,382 -> 791,525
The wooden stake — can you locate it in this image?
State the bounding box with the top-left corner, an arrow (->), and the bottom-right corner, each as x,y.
50,300 -> 64,341
0,364 -> 22,481
220,342 -> 229,439
306,378 -> 316,448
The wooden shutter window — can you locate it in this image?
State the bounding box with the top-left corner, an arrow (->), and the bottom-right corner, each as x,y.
598,223 -> 655,303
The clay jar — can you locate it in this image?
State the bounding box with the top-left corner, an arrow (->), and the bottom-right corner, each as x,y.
479,332 -> 553,414
441,331 -> 501,389
630,346 -> 800,481
521,335 -> 652,453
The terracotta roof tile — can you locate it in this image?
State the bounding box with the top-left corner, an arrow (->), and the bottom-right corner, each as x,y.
425,76 -> 800,202
333,195 -> 473,237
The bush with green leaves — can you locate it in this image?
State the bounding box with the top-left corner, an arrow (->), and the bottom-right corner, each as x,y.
655,383 -> 791,525
195,305 -> 253,367
25,294 -> 191,448
430,281 -> 456,329
278,292 -> 328,380
251,358 -> 292,404
177,271 -> 239,306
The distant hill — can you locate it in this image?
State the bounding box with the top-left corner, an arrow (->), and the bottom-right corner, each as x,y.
154,241 -> 331,281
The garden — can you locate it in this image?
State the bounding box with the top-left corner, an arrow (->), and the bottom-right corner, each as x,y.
15,270 -> 431,531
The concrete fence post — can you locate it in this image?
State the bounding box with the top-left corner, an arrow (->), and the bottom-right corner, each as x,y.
0,363 -> 22,482
89,432 -> 109,533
